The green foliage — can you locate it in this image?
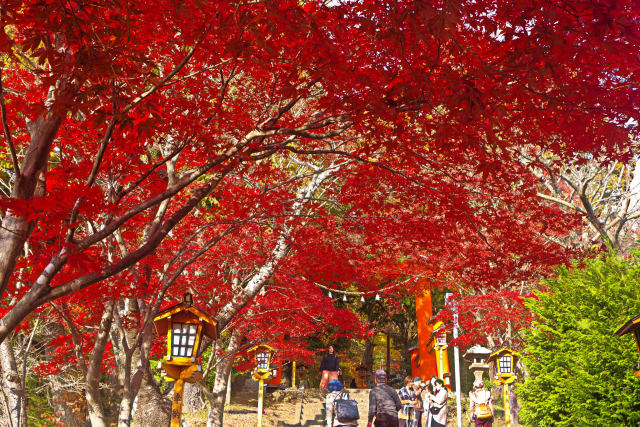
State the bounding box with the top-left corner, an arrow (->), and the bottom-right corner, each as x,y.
25,377 -> 57,426
150,359 -> 171,394
518,253 -> 640,426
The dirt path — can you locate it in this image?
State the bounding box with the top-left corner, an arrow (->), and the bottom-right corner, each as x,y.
182,388 -> 511,426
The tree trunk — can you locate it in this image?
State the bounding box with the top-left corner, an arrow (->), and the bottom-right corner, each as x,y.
0,112 -> 62,299
183,381 -> 207,413
132,371 -> 170,427
86,301 -> 115,427
225,370 -> 232,405
0,339 -> 26,427
114,299 -> 153,427
363,337 -> 374,388
118,394 -> 133,427
86,380 -> 109,427
206,332 -> 239,427
116,349 -> 147,427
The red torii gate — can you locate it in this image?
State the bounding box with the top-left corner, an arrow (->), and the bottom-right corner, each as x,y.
411,278 -> 451,387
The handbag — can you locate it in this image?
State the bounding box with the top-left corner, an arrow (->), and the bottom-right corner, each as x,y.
429,389 -> 445,415
335,391 -> 360,423
429,404 -> 443,415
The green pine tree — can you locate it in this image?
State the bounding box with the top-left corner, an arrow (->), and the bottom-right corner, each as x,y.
518,252 -> 640,426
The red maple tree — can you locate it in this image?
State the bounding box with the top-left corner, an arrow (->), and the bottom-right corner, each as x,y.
0,0 -> 638,425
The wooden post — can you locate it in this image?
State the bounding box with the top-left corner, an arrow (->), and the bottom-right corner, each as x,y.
170,378 -> 185,427
386,330 -> 391,381
257,377 -> 265,427
503,383 -> 511,427
292,361 -> 296,388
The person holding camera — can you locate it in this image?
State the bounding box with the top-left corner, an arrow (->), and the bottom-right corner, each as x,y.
412,377 -> 425,427
426,379 -> 448,427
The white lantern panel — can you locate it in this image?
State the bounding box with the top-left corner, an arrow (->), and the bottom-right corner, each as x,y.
256,352 -> 270,370
171,322 -> 199,358
499,355 -> 512,374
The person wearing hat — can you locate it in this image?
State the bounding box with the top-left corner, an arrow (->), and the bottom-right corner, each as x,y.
326,379 -> 358,427
367,369 -> 402,427
469,378 -> 493,427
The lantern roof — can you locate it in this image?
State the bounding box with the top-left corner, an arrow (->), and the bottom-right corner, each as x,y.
153,294 -> 217,340
487,347 -> 520,363
615,314 -> 640,337
247,344 -> 276,357
428,321 -> 446,340
464,345 -> 492,358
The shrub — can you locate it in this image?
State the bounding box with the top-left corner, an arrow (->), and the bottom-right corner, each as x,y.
518,253 -> 640,426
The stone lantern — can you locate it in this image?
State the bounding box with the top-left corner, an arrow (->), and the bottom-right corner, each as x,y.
463,344 -> 492,386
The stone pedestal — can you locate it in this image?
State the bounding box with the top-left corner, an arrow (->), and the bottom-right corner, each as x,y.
473,369 -> 485,383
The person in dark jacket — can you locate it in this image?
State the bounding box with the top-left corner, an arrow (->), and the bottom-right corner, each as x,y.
367,369 -> 402,427
320,345 -> 341,389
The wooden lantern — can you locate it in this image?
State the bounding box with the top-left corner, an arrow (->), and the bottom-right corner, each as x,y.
487,347 -> 519,385
616,314 -> 640,377
153,293 -> 217,427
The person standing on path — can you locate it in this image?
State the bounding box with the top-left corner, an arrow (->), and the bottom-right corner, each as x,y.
320,345 -> 341,390
325,379 -> 358,427
424,376 -> 437,427
367,369 -> 402,427
426,379 -> 448,427
412,377 -> 425,427
398,376 -> 417,427
469,379 -> 494,427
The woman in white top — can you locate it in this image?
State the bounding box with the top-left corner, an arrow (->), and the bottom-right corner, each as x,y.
325,379 -> 358,427
469,378 -> 494,427
427,379 -> 448,427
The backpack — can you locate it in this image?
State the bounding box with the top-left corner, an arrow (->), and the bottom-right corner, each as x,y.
474,390 -> 493,420
334,391 -> 359,424
475,403 -> 492,420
